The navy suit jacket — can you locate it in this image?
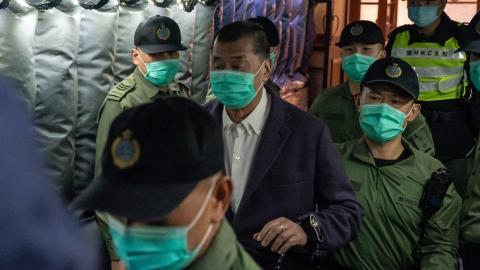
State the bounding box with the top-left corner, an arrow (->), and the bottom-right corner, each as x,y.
205,88 -> 362,269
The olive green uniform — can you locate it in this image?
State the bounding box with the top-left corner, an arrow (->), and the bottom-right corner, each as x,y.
462,138 -> 480,243
95,68 -> 189,176
190,220 -> 261,270
309,83 -> 435,155
334,138 -> 461,270
94,68 -> 189,260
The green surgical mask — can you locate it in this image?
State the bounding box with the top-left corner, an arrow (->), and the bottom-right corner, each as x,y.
469,60 -> 480,92
139,55 -> 179,87
359,103 -> 412,144
210,61 -> 265,109
107,180 -> 216,270
342,53 -> 376,83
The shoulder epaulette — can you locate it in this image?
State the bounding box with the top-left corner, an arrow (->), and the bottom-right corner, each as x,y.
106,76 -> 136,101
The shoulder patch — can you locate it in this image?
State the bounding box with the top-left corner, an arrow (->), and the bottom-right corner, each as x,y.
106,81 -> 136,101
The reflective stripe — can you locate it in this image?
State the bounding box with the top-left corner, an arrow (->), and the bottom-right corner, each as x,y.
419,90 -> 461,101
414,66 -> 464,77
391,48 -> 466,60
419,75 -> 463,92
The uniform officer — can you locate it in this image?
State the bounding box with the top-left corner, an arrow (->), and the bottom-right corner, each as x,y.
387,0 -> 475,197
333,57 -> 461,270
94,15 -> 190,267
75,97 -> 260,270
457,11 -> 480,270
310,20 -> 434,155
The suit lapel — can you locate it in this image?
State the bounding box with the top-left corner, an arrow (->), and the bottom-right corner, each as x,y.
206,95 -> 293,219
235,93 -> 292,215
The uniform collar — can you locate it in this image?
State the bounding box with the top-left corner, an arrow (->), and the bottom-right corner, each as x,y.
351,137 -> 416,168
351,138 -> 377,166
222,88 -> 270,136
339,82 -> 353,100
408,12 -> 457,46
189,220 -> 239,270
134,68 -> 169,99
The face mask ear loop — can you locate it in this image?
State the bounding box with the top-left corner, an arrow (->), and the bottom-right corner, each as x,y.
401,103 -> 416,129
253,60 -> 266,92
191,223 -> 215,254
405,103 -> 415,119
136,50 -> 148,76
186,179 -> 218,253
187,179 -> 217,232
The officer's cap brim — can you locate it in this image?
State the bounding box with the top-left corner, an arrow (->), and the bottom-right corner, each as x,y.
456,40 -> 480,54
363,79 -> 418,100
72,175 -> 198,221
139,43 -> 188,54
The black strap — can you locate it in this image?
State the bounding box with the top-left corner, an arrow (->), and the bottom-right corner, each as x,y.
80,0 -> 109,10
0,0 -> 10,9
410,169 -> 453,270
30,0 -> 62,11
422,109 -> 468,123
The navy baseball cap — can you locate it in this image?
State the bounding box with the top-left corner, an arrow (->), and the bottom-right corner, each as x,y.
73,97 -> 224,221
134,15 -> 187,54
336,20 -> 385,47
361,57 -> 420,100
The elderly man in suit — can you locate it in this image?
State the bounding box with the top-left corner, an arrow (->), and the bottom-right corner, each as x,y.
205,21 -> 363,270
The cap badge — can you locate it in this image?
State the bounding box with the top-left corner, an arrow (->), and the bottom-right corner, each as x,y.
475,22 -> 480,35
386,63 -> 402,78
350,24 -> 364,36
112,129 -> 141,170
156,24 -> 171,41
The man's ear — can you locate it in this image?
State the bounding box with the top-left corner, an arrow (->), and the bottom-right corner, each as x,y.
379,49 -> 387,58
210,175 -> 233,224
354,93 -> 362,112
263,57 -> 273,80
404,103 -> 421,128
131,49 -> 140,65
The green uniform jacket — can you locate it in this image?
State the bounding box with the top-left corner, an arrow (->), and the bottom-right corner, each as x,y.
94,68 -> 189,260
462,138 -> 480,243
335,139 -> 461,270
309,83 -> 435,155
190,220 -> 261,270
95,68 -> 189,177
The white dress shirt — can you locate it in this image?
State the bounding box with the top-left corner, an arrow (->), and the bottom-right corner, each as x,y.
223,88 -> 271,212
